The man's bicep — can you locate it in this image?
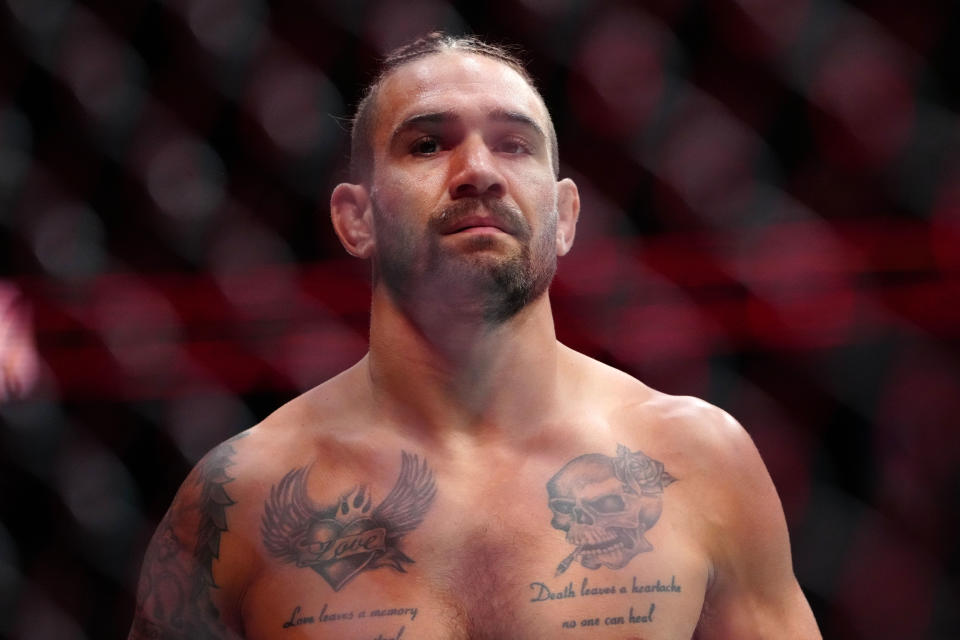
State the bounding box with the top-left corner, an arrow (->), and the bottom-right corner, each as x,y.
696,412 -> 821,639
697,577 -> 819,640
129,505 -> 201,638
129,436 -> 249,639
129,490 -> 239,638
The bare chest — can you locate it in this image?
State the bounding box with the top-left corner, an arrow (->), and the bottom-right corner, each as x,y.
421,520 -> 707,640
240,482 -> 708,639
242,533 -> 705,639
230,435 -> 715,639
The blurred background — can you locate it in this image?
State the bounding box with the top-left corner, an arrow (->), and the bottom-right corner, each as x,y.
1,0 -> 958,638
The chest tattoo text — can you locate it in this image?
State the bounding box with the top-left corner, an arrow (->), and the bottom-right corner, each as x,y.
261,451 -> 437,592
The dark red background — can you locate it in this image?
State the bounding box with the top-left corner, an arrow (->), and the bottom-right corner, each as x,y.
1,1 -> 959,638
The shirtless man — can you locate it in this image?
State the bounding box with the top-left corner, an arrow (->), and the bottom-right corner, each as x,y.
129,33 -> 821,639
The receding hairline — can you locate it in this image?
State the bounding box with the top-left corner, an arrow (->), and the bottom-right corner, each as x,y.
350,44 -> 560,182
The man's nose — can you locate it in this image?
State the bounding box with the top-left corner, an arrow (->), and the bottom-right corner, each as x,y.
448,136 -> 505,199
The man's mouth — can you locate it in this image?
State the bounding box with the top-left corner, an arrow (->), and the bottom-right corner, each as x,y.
444,215 -> 509,235
432,199 -> 524,237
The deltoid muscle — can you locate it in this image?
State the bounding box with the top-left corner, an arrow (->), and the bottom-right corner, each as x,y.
261,451 -> 437,591
133,435 -> 247,639
547,444 -> 677,575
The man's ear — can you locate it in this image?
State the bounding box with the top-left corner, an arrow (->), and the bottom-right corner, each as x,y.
555,178 -> 580,256
330,182 -> 375,258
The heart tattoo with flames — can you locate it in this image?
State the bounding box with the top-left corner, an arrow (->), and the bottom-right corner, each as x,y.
261,452 -> 436,591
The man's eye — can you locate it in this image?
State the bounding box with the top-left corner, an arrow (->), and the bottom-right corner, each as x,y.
411,138 -> 440,155
498,139 -> 529,154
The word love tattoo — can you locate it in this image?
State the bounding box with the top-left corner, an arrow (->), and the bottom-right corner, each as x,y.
547,444 -> 676,575
261,452 -> 436,592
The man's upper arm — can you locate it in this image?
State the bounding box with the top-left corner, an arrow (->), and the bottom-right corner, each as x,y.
129,434 -> 249,640
694,408 -> 821,639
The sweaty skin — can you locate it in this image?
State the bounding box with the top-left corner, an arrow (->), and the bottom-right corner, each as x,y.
129,51 -> 821,640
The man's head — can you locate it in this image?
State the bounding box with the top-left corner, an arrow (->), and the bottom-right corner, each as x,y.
331,32 -> 579,324
350,33 -> 560,183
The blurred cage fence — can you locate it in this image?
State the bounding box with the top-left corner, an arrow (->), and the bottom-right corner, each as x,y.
0,0 -> 958,638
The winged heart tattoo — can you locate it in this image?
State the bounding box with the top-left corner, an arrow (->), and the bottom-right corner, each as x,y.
260,452 -> 437,591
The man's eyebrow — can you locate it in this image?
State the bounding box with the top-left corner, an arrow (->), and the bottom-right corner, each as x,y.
487,108 -> 547,142
390,109 -> 547,143
391,111 -> 458,142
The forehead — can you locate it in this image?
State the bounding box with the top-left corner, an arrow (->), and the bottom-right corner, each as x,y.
373,51 -> 549,145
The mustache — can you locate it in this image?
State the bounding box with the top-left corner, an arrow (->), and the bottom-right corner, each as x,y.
429,198 -> 530,238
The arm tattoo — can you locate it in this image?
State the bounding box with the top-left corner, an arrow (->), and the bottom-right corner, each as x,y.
261,451 -> 436,591
547,444 -> 676,575
130,434 -> 247,639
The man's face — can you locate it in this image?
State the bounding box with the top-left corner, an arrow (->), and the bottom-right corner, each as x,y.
365,51 -> 564,322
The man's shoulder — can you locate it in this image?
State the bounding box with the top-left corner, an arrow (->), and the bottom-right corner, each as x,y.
559,344 -> 656,405
562,346 -> 753,464
238,359 -> 371,450
617,391 -> 751,473
264,359 -> 371,427
129,367 -> 375,639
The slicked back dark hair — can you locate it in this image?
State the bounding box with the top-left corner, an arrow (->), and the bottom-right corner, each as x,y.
349,32 -> 560,182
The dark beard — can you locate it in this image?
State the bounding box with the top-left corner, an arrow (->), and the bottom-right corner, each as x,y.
372,197 -> 557,324
482,234 -> 553,323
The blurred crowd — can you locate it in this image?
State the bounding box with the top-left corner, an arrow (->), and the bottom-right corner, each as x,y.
1,0 -> 958,638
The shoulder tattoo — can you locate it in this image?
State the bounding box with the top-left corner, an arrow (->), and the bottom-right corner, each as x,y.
132,433 -> 247,639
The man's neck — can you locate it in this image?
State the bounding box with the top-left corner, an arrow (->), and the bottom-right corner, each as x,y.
365,285 -> 562,438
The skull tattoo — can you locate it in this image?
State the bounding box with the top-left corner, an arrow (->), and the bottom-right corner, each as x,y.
547,444 -> 676,575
